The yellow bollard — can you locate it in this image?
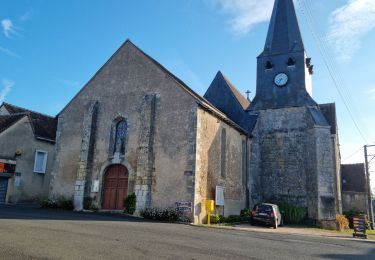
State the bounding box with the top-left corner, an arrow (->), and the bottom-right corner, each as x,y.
205,200 -> 215,225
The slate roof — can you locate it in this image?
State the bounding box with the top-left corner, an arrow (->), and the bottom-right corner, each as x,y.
204,71 -> 257,133
0,103 -> 57,142
341,163 -> 366,193
307,107 -> 329,127
0,114 -> 25,133
220,73 -> 250,110
261,0 -> 304,56
319,103 -> 337,134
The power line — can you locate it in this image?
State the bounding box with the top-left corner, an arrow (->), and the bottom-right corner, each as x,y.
300,0 -> 368,143
296,0 -> 369,144
304,0 -> 363,119
341,146 -> 364,163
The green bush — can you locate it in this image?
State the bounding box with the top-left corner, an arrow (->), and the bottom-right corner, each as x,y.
83,197 -> 93,210
226,215 -> 240,223
123,193 -> 137,215
277,201 -> 306,225
90,201 -> 99,212
210,214 -> 220,224
240,208 -> 251,217
38,197 -> 58,208
38,196 -> 74,211
140,207 -> 180,222
217,214 -> 249,224
58,197 -> 74,210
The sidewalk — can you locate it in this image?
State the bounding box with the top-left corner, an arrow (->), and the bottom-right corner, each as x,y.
201,223 -> 375,241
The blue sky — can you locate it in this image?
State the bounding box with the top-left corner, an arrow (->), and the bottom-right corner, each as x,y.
1,0 -> 375,175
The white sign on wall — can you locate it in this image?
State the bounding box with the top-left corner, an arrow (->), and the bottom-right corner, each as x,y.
14,173 -> 21,187
215,186 -> 225,206
91,180 -> 100,193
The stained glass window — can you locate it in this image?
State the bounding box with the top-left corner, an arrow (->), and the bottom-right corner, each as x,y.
114,120 -> 127,154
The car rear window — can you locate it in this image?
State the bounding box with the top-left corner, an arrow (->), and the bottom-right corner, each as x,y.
256,205 -> 273,213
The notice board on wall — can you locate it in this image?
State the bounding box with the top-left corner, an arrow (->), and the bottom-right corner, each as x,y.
215,186 -> 225,206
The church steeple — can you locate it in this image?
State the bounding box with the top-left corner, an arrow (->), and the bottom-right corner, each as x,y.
262,0 -> 304,56
249,0 -> 316,111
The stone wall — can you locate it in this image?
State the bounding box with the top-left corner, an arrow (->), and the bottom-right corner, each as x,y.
0,116 -> 54,202
194,108 -> 247,224
310,126 -> 337,221
250,107 -> 310,206
249,106 -> 338,221
51,41 -> 198,214
342,192 -> 367,213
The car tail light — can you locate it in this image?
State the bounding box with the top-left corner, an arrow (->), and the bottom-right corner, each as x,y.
252,210 -> 256,217
270,212 -> 275,218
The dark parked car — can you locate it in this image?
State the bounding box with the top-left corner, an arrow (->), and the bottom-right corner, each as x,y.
250,203 -> 282,229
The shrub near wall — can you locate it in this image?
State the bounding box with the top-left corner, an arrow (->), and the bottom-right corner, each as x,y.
276,202 -> 306,225
336,214 -> 349,231
38,196 -> 74,210
123,193 -> 136,215
140,208 -> 180,222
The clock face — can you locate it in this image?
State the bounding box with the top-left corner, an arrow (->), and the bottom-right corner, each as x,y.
274,73 -> 289,87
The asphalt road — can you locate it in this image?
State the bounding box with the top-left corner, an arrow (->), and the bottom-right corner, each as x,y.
0,205 -> 374,260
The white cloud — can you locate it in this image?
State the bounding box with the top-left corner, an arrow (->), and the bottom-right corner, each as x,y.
206,0 -> 274,35
328,0 -> 375,63
0,79 -> 14,103
1,19 -> 17,38
19,9 -> 33,22
369,88 -> 375,100
0,46 -> 19,58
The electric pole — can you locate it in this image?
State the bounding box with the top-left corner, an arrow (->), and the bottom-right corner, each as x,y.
364,145 -> 375,229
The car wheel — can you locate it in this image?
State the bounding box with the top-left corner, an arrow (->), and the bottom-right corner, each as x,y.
250,219 -> 255,226
273,219 -> 278,229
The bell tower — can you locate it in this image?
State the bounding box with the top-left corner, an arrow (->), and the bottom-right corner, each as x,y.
249,0 -> 316,111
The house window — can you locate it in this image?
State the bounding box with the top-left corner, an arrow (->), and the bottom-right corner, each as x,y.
34,150 -> 48,173
221,128 -> 226,178
114,120 -> 128,154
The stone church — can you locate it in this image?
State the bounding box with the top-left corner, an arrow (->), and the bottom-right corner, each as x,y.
50,0 -> 341,225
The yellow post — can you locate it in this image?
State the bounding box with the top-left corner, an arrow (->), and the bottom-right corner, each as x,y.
205,200 -> 215,225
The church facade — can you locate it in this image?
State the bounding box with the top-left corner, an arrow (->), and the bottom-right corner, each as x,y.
50,0 -> 341,225
50,41 -> 249,224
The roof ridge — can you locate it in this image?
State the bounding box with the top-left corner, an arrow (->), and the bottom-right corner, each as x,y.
128,44 -> 251,134
217,71 -> 250,110
0,113 -> 27,134
2,102 -> 55,119
57,40 -> 249,135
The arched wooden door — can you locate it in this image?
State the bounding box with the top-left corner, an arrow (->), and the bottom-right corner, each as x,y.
102,164 -> 129,210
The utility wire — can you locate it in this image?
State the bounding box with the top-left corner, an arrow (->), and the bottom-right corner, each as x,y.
341,146 -> 364,163
296,0 -> 369,144
300,0 -> 368,143
304,0 -> 363,120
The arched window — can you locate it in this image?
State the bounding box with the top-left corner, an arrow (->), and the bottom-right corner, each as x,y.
265,61 -> 273,70
114,120 -> 128,154
287,57 -> 296,66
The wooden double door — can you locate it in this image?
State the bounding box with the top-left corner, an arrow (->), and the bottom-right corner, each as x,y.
102,164 -> 128,210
